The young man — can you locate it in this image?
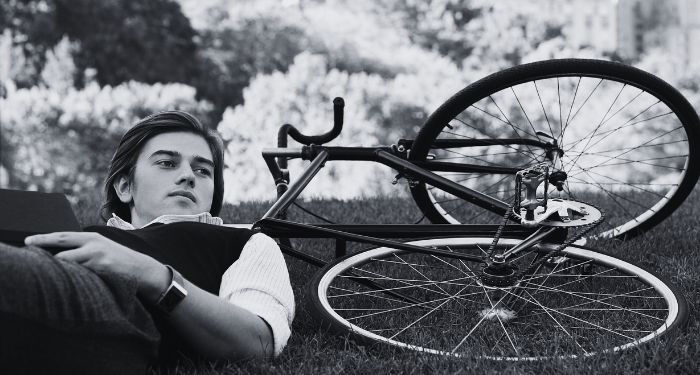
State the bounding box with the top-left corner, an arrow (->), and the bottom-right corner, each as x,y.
0,111 -> 294,373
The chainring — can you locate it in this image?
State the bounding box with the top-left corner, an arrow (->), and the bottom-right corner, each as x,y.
514,199 -> 603,228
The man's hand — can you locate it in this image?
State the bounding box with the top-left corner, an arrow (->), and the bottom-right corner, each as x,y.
25,232 -> 169,304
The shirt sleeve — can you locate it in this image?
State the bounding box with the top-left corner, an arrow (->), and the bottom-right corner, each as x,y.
218,233 -> 295,356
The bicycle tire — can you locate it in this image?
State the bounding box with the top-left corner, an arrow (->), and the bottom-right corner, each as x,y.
308,237 -> 688,360
409,59 -> 700,239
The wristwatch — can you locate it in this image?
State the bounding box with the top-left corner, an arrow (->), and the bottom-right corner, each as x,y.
156,265 -> 188,314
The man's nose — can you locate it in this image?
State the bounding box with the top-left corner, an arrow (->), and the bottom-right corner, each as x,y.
177,167 -> 196,187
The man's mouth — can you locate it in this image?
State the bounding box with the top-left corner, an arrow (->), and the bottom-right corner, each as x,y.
169,191 -> 196,202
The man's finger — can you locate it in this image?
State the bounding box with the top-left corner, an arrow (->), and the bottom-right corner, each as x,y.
54,247 -> 95,264
25,232 -> 97,248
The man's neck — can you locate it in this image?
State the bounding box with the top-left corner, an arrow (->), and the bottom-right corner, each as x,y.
129,214 -> 151,229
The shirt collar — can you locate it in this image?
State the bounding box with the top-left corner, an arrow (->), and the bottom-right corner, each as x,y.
106,212 -> 224,230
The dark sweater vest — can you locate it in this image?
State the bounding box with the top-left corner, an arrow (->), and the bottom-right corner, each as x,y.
83,222 -> 255,362
84,222 -> 254,295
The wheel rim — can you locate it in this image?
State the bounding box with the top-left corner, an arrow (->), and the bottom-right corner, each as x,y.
316,238 -> 682,360
411,65 -> 697,239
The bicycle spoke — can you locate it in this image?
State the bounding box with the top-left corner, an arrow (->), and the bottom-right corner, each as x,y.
508,88 -> 542,143
518,283 -> 666,322
388,284 -> 472,340
522,288 -> 590,355
393,253 -> 471,309
345,290 -> 475,321
335,267 -> 476,299
328,276 -> 473,299
569,139 -> 686,154
480,282 -> 520,355
502,286 -> 637,341
566,153 -> 686,171
569,169 -> 669,198
559,76 -> 582,144
533,80 -> 555,139
564,105 -> 668,155
566,78 -> 604,128
570,172 -> 660,213
567,125 -> 685,180
439,131 -> 541,165
451,290 -> 511,353
329,285 -> 419,306
557,78 -> 563,130
470,101 -> 537,140
317,236 -> 683,360
567,82 -> 626,169
508,321 -> 654,334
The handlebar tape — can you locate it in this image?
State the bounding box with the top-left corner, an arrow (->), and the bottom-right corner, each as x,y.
278,97 -> 345,150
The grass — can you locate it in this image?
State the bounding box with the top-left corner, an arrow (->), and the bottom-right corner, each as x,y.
70,191 -> 700,374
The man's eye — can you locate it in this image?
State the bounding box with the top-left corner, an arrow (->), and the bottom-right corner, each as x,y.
157,160 -> 176,167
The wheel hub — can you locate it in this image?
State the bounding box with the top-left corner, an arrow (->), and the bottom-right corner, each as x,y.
536,131 -> 564,161
480,263 -> 519,288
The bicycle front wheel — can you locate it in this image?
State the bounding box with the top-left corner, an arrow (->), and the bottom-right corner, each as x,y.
409,59 -> 700,239
309,237 -> 687,360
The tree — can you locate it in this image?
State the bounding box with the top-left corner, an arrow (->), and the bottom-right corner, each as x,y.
191,14 -> 311,121
0,0 -> 199,88
381,0 -> 483,63
0,0 -> 62,87
57,0 -> 199,87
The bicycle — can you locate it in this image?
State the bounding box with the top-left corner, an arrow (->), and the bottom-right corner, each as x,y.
248,59 -> 697,360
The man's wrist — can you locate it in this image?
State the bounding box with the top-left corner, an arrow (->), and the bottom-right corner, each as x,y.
139,263 -> 171,304
155,265 -> 188,314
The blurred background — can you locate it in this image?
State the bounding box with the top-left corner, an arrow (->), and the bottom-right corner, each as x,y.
0,0 -> 698,205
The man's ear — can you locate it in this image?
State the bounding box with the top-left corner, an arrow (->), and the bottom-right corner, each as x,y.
113,175 -> 133,204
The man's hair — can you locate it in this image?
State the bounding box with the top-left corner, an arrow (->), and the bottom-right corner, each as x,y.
99,111 -> 225,222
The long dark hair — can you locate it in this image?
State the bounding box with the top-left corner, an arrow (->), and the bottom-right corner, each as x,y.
99,111 -> 225,222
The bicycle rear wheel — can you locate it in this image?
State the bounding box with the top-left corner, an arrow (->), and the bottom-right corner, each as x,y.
308,237 -> 687,360
409,59 -> 700,239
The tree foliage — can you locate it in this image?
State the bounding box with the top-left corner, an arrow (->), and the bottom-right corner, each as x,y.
4,0 -> 691,204
381,0 -> 483,63
217,51 -> 465,203
191,14 -> 311,119
0,0 -> 199,88
1,78 -> 212,195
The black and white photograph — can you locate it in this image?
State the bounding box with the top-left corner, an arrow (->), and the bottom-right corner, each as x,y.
0,0 -> 697,373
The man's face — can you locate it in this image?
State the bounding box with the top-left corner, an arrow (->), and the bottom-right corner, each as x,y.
116,131 -> 215,227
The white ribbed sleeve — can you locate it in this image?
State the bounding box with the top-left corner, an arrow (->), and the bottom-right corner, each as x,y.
218,233 -> 295,356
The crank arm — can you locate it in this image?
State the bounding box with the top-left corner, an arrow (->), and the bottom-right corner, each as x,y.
500,226 -> 559,260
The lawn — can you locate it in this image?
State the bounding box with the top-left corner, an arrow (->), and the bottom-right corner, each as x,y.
69,190 -> 700,374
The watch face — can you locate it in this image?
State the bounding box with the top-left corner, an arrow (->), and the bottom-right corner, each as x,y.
160,282 -> 187,313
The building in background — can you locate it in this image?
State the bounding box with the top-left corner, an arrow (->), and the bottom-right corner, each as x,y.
616,0 -> 655,59
674,0 -> 700,71
541,0 -> 697,70
565,0 -> 619,53
616,0 -> 700,71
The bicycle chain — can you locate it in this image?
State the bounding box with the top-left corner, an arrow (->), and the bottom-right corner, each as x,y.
485,195 -> 605,277
486,200 -> 516,259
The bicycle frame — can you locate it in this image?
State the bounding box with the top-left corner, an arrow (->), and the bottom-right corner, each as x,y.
253,143 -> 565,266
261,144 -> 529,219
